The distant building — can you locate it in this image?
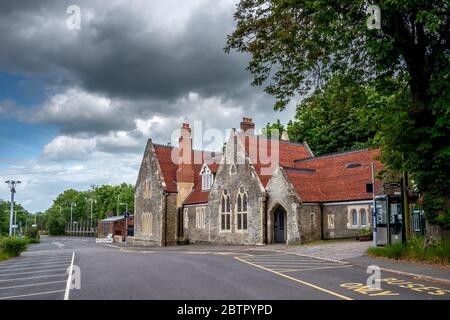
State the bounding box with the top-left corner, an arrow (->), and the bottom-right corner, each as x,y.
98,215 -> 134,239
132,117 -> 382,246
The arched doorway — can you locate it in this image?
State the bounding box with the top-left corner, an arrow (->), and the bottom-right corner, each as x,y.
274,206 -> 287,243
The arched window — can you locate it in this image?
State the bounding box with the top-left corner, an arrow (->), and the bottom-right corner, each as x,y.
351,209 -> 358,227
220,188 -> 231,230
200,164 -> 214,190
236,186 -> 248,230
142,212 -> 153,235
360,209 -> 367,227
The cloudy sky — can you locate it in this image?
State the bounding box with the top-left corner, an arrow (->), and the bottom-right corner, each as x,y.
0,0 -> 297,212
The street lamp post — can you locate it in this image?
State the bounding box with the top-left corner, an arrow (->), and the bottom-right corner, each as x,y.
117,195 -> 121,216
345,162 -> 377,247
120,202 -> 129,240
70,203 -> 77,232
87,199 -> 96,231
5,180 -> 21,236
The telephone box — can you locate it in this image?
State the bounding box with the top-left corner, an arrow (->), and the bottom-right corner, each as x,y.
375,195 -> 404,246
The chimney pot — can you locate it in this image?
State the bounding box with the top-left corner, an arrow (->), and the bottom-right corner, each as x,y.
240,117 -> 255,135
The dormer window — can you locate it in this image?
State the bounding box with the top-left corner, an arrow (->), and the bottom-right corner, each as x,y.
200,164 -> 214,191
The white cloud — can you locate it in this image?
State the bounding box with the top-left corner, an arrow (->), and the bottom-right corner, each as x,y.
42,135 -> 96,161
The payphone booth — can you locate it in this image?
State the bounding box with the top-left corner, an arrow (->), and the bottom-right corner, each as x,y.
375,195 -> 404,246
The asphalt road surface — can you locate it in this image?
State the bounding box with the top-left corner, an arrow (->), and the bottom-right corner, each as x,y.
0,236 -> 449,300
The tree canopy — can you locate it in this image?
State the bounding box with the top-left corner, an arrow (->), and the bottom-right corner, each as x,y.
226,0 -> 450,228
45,183 -> 134,235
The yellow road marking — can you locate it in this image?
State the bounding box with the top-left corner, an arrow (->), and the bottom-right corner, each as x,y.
281,265 -> 354,273
235,257 -> 353,300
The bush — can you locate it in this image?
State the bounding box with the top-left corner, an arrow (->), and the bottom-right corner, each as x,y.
26,228 -> 40,244
367,236 -> 450,265
0,236 -> 29,257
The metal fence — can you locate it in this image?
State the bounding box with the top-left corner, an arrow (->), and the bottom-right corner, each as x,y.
65,221 -> 98,237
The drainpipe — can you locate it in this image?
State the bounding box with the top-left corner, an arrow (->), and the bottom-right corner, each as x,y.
319,203 -> 324,240
163,192 -> 168,247
262,194 -> 268,245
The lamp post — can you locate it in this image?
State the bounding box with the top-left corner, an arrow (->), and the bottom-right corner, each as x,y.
120,202 -> 129,240
117,195 -> 121,216
5,180 -> 21,236
87,199 -> 96,231
345,162 -> 377,247
70,203 -> 77,230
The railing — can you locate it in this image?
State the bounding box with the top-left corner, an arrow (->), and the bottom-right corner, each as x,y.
65,221 -> 98,237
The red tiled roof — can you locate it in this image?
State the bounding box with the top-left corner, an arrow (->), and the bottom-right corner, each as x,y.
285,148 -> 383,202
239,134 -> 312,187
183,164 -> 210,205
153,144 -> 221,197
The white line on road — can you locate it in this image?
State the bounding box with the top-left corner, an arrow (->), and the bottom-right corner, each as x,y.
0,290 -> 65,300
0,274 -> 68,283
0,259 -> 72,268
0,263 -> 70,272
0,268 -> 67,277
64,252 -> 75,300
52,242 -> 66,249
0,280 -> 67,290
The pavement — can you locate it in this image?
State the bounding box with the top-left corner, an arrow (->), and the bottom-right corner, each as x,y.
0,236 -> 448,300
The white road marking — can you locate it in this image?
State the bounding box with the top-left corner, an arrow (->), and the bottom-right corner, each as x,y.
0,280 -> 67,290
0,290 -> 65,300
0,274 -> 68,283
0,259 -> 72,268
0,268 -> 68,277
52,242 -> 66,249
0,263 -> 71,272
64,252 -> 75,300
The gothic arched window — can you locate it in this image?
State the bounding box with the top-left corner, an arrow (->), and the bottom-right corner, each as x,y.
220,188 -> 231,230
236,186 -> 248,230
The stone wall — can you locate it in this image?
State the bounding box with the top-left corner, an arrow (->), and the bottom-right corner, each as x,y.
134,140 -> 166,246
322,202 -> 372,239
206,132 -> 266,245
184,205 -> 210,243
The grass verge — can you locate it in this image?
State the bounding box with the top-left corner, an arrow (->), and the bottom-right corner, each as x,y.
367,237 -> 450,265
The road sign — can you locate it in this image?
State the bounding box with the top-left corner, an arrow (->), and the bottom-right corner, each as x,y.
384,182 -> 401,188
32,224 -> 37,228
123,212 -> 130,219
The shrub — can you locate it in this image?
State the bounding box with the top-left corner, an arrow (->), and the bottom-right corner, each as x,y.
26,228 -> 40,244
0,236 -> 29,257
358,228 -> 372,237
367,236 -> 450,264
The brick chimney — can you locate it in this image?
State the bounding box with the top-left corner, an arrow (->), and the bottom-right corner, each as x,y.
240,117 -> 255,135
176,123 -> 194,183
176,123 -> 194,208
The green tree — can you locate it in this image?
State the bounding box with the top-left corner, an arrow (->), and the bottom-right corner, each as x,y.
262,119 -> 286,139
286,74 -> 384,155
226,0 -> 450,230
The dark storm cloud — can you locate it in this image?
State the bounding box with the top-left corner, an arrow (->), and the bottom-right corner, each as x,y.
0,0 -> 251,102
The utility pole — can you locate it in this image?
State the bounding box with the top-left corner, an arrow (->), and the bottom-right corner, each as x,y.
371,161 -> 377,248
403,172 -> 411,241
5,180 -> 21,236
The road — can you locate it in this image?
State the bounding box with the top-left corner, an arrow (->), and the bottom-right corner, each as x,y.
0,236 -> 449,300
